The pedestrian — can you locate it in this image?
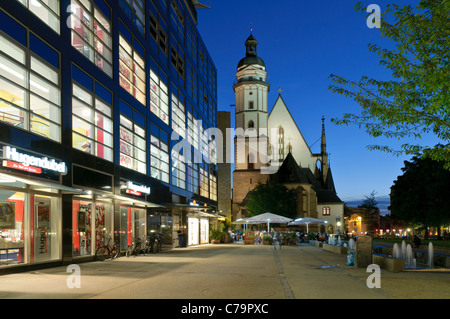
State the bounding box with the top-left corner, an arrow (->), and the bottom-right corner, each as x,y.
177,229 -> 184,248
278,232 -> 283,249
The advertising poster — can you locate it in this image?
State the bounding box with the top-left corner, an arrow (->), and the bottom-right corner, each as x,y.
0,201 -> 15,229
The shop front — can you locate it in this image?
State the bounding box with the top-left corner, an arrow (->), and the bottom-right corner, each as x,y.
0,145 -> 83,269
71,174 -> 162,258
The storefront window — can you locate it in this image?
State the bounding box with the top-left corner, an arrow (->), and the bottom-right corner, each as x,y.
0,190 -> 26,266
119,206 -> 146,252
0,182 -> 62,266
72,199 -> 113,257
31,194 -> 60,262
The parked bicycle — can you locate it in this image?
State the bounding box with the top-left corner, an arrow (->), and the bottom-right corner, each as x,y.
126,237 -> 143,257
95,237 -> 120,261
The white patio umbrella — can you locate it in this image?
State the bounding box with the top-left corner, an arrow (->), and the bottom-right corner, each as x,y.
245,212 -> 293,232
288,217 -> 327,233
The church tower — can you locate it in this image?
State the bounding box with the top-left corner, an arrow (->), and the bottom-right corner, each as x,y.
231,33 -> 271,220
233,33 -> 270,170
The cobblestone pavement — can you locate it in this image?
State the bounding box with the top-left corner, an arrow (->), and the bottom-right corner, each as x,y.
0,243 -> 449,300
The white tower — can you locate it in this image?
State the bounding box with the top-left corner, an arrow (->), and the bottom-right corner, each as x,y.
233,33 -> 270,171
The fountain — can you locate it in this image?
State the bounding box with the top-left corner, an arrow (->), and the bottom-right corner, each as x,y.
401,240 -> 407,259
428,242 -> 434,268
393,243 -> 400,259
405,244 -> 416,269
348,238 -> 355,250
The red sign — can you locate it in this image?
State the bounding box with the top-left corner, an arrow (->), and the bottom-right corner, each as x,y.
3,160 -> 42,174
126,189 -> 141,196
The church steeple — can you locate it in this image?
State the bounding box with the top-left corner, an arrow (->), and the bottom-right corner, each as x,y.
245,33 -> 258,57
321,116 -> 329,183
237,33 -> 266,69
321,116 -> 327,155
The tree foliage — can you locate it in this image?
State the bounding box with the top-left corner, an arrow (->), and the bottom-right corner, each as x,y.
390,151 -> 450,230
245,181 -> 297,219
358,190 -> 380,233
329,0 -> 450,168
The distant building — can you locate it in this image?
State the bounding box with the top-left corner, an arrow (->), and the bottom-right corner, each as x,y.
231,33 -> 344,234
345,206 -> 380,236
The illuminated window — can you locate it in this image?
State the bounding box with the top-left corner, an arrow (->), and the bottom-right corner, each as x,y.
119,35 -> 146,106
171,92 -> 186,139
150,125 -> 169,183
119,101 -> 146,174
15,0 -> 60,34
0,32 -> 61,142
187,110 -> 200,151
200,167 -> 209,198
72,80 -> 113,161
171,148 -> 186,189
210,174 -> 217,201
187,159 -> 199,194
150,70 -> 169,124
322,207 -> 330,216
69,0 -> 112,77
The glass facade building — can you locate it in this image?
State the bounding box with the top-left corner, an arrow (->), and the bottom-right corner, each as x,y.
0,0 -> 218,271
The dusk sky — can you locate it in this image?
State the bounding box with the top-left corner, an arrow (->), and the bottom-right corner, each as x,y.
196,0 -> 441,204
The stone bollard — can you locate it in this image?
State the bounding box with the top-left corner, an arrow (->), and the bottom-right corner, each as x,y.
355,236 -> 373,268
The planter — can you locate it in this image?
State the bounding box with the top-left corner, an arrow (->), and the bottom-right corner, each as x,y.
263,241 -> 272,245
244,239 -> 255,245
211,239 -> 221,244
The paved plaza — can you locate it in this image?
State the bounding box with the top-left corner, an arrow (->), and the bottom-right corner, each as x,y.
0,243 -> 449,300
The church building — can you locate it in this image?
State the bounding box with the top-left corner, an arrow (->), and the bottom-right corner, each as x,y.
231,33 -> 344,234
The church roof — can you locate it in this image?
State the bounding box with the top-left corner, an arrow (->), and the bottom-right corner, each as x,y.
238,56 -> 265,68
271,152 -> 319,187
270,152 -> 343,204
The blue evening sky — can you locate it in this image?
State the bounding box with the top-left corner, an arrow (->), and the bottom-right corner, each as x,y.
196,0 -> 441,203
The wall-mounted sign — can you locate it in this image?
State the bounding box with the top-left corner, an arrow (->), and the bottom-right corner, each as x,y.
2,146 -> 67,175
126,181 -> 150,196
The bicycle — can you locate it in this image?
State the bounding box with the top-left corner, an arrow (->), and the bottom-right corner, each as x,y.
126,237 -> 143,257
142,236 -> 153,255
147,233 -> 163,254
95,237 -> 120,261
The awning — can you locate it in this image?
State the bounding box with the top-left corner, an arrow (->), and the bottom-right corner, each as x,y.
0,172 -> 86,195
113,194 -> 163,208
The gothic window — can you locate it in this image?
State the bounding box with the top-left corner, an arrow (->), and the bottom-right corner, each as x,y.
248,153 -> 255,170
322,207 -> 330,216
278,126 -> 285,158
249,101 -> 254,109
248,120 -> 254,129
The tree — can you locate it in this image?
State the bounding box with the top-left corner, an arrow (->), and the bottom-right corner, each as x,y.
390,152 -> 450,238
358,190 -> 380,234
329,1 -> 450,168
245,181 -> 297,219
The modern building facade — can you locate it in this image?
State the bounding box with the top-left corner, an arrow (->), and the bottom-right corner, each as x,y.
0,0 -> 218,272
